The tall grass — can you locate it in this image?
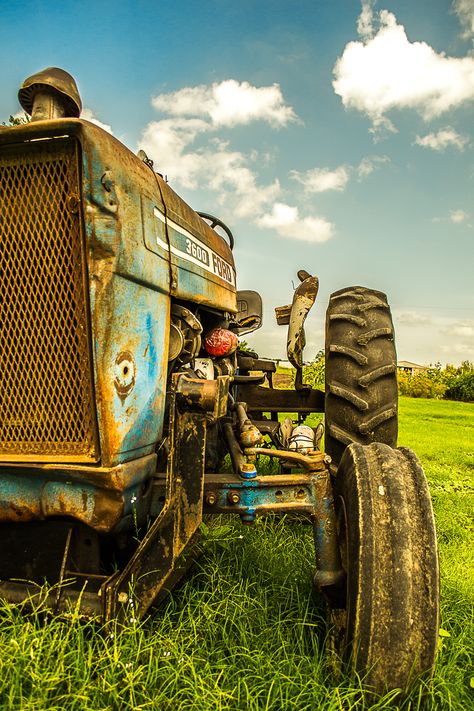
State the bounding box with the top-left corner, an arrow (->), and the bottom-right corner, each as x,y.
0,397 -> 472,709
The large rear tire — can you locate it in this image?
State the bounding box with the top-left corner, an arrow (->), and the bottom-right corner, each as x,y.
325,286 -> 398,471
328,442 -> 439,696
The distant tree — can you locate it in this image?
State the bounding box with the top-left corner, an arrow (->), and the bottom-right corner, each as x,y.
445,373 -> 474,402
444,361 -> 474,402
398,370 -> 447,399
2,113 -> 30,126
398,360 -> 474,401
292,348 -> 325,389
458,360 -> 474,374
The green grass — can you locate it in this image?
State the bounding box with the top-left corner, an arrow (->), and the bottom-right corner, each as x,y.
0,398 -> 473,710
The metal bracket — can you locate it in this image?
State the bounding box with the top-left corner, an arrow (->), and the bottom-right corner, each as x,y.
200,462 -> 343,589
149,436 -> 344,595
103,373 -> 229,621
286,273 -> 319,390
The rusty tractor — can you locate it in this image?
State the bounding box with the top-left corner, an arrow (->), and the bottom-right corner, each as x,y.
0,68 -> 439,696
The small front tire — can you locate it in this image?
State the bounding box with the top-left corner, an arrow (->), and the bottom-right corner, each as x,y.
327,442 -> 439,696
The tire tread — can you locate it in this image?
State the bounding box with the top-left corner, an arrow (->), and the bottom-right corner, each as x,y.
331,443 -> 439,695
325,286 -> 398,467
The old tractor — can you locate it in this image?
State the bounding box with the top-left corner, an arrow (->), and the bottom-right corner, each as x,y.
0,68 -> 439,695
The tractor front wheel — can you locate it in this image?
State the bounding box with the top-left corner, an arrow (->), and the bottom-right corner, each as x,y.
327,442 -> 439,696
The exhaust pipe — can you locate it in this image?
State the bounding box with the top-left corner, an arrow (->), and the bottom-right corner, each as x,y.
18,67 -> 82,121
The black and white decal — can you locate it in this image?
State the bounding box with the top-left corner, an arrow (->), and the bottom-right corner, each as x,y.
154,207 -> 235,287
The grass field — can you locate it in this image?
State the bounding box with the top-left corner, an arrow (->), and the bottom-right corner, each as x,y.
0,397 -> 472,710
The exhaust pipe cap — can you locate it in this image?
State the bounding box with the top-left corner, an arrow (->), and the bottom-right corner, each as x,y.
18,67 -> 82,118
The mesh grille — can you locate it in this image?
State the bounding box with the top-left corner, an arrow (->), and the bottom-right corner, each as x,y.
0,138 -> 98,461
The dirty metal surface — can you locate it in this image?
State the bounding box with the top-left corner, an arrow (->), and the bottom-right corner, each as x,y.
0,520 -> 105,618
0,374 -> 225,620
104,374 -> 224,620
80,117 -> 233,465
0,118 -> 234,469
244,447 -> 328,471
235,290 -> 262,334
201,471 -> 320,518
19,67 -> 82,117
0,138 -> 98,462
80,121 -> 171,467
152,462 -> 343,588
176,378 -> 219,413
150,430 -> 343,591
0,520 -> 100,581
0,454 -> 156,531
236,356 -> 276,373
154,177 -> 237,308
0,119 -> 171,468
275,303 -> 292,326
232,447 -> 342,586
235,384 -> 325,413
0,581 -> 103,619
287,274 -> 319,369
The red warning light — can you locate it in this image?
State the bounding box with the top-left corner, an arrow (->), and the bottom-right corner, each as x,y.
204,328 -> 238,357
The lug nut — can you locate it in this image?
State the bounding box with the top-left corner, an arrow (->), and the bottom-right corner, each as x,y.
206,492 -> 217,506
227,491 -> 240,505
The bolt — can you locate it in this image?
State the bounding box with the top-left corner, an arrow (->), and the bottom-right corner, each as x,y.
206,492 -> 217,506
227,491 -> 240,505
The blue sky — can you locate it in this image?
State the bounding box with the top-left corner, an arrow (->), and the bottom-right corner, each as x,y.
1,0 -> 473,365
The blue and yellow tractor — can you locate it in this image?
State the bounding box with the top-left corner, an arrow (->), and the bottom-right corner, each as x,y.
0,68 -> 439,696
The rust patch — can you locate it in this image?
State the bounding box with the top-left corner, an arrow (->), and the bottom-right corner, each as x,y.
114,350 -> 136,402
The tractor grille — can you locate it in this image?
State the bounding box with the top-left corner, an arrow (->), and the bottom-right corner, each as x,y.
0,138 -> 99,461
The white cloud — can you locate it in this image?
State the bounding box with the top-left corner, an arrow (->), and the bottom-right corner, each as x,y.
257,202 -> 334,242
141,118 -> 213,188
432,208 -> 470,224
415,127 -> 468,151
290,166 -> 349,193
141,81 -> 296,196
290,154 -> 389,192
394,310 -> 474,365
453,0 -> 474,39
396,311 -> 433,326
356,154 -> 390,177
450,323 -> 474,337
450,209 -> 469,223
151,80 -> 298,128
81,107 -> 113,135
140,119 -> 280,216
357,0 -> 376,39
333,5 -> 474,136
204,140 -> 281,218
441,342 -> 474,355
440,319 -> 474,355
140,80 -> 333,242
